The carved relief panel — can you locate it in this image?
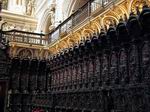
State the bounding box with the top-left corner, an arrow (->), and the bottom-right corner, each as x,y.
129,45 -> 138,83
20,59 -> 29,92
29,59 -> 38,92
142,41 -> 150,81
11,58 -> 20,92
119,49 -> 127,83
110,52 -> 118,84
101,53 -> 108,84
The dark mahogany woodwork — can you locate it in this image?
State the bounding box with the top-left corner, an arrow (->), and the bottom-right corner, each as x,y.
1,5 -> 150,112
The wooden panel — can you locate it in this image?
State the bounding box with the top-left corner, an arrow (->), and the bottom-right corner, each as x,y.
0,81 -> 8,112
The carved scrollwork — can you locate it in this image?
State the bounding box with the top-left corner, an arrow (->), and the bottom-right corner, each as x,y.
29,59 -> 38,92
142,41 -> 150,81
129,45 -> 138,84
119,49 -> 127,84
17,49 -> 32,58
102,54 -> 108,85
110,52 -> 118,84
72,65 -> 76,84
11,58 -> 20,92
95,56 -> 100,79
82,60 -> 87,83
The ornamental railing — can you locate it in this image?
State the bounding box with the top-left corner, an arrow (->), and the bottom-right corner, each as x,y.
0,0 -> 118,46
2,29 -> 48,46
49,0 -> 117,44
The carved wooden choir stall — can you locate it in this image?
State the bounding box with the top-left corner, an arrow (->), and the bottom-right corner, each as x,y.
2,4 -> 150,112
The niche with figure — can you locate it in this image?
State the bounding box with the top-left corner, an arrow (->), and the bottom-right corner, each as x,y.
2,0 -> 8,9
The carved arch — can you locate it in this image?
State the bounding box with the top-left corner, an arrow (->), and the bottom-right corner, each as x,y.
108,11 -> 120,20
90,20 -> 101,33
128,0 -> 150,14
101,16 -> 119,30
59,40 -> 69,49
118,5 -> 129,18
67,38 -> 76,46
67,33 -> 81,45
17,48 -> 33,58
82,28 -> 94,38
37,8 -> 52,33
74,32 -> 82,40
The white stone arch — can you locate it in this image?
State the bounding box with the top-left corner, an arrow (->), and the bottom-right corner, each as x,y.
37,8 -> 52,33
